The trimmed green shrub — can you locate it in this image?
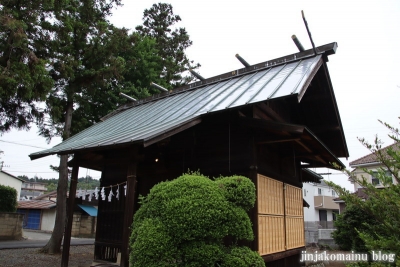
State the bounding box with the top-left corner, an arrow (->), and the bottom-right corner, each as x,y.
130,172 -> 265,267
222,246 -> 266,267
0,184 -> 17,212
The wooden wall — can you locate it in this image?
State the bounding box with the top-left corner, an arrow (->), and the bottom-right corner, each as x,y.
257,174 -> 305,256
93,109 -> 306,264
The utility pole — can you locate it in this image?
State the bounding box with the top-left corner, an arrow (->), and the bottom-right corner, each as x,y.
0,150 -> 3,171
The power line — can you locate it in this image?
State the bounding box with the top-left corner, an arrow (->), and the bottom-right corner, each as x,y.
4,170 -> 57,173
0,140 -> 47,149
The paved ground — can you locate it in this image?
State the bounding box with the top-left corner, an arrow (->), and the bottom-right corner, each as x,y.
0,229 -> 94,250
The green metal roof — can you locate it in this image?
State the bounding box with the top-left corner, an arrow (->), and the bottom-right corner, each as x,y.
30,44 -> 339,160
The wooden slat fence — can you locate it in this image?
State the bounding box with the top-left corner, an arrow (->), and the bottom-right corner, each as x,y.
257,174 -> 305,256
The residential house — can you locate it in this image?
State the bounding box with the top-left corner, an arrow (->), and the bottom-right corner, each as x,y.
29,42 -> 348,267
20,181 -> 47,200
17,190 -> 98,234
333,143 -> 399,213
303,176 -> 339,245
0,170 -> 24,200
349,142 -> 399,191
303,179 -> 339,226
17,200 -> 56,231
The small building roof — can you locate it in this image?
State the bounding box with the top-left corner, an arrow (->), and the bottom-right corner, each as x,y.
349,142 -> 399,167
1,170 -> 25,182
17,200 -> 56,210
78,204 -> 98,216
34,190 -> 57,200
302,168 -> 323,183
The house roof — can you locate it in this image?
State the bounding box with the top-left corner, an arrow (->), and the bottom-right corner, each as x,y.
349,142 -> 399,167
29,43 -> 347,161
17,200 -> 56,210
34,190 -> 57,200
35,189 -> 97,200
78,204 -> 98,216
1,170 -> 25,182
302,168 -> 323,183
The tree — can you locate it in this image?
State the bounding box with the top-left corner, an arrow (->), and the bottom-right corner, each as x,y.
136,3 -> 201,88
34,0 -> 125,254
0,0 -> 54,132
130,173 -> 265,267
327,119 -> 400,266
1,0 -> 199,255
70,33 -> 167,133
332,204 -> 376,252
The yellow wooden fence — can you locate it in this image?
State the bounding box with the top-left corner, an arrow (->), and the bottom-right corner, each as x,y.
257,174 -> 305,256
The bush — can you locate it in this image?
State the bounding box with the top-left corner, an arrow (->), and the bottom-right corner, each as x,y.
0,184 -> 17,212
130,172 -> 264,267
332,204 -> 376,252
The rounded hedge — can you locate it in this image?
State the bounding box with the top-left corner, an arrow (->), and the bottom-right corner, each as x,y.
130,173 -> 265,267
0,184 -> 17,212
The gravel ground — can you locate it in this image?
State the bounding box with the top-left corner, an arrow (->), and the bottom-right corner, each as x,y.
0,245 -> 94,267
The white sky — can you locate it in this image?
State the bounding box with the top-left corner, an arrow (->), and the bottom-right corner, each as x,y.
1,0 -> 400,191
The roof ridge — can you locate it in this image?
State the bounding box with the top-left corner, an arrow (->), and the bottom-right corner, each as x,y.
350,142 -> 399,166
100,43 -> 337,122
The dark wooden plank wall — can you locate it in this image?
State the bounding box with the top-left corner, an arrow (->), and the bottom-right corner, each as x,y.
94,106 -> 305,265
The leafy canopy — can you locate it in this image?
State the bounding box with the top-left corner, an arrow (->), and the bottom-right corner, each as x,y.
130,173 -> 265,267
0,0 -> 54,132
327,119 -> 400,266
136,3 -> 201,88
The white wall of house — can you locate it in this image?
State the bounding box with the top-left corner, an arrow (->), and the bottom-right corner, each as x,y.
41,209 -> 56,231
303,181 -> 339,222
303,183 -> 315,221
351,163 -> 398,191
0,171 -> 23,200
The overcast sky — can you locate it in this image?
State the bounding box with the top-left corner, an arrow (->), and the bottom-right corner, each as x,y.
1,0 -> 399,191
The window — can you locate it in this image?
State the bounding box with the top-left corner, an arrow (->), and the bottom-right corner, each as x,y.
303,189 -> 306,197
318,188 -> 322,195
371,172 -> 380,185
385,170 -> 393,184
332,210 -> 339,221
319,210 -> 327,221
332,190 -> 336,197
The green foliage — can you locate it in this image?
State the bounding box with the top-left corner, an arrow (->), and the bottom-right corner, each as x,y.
16,175 -> 99,192
0,184 -> 17,212
0,0 -> 54,132
221,246 -> 266,267
215,175 -> 256,211
327,119 -> 400,266
332,204 -> 376,251
130,173 -> 264,267
136,3 -> 201,88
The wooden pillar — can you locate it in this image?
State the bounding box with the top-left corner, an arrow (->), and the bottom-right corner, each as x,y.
61,155 -> 79,267
250,136 -> 259,252
121,146 -> 138,267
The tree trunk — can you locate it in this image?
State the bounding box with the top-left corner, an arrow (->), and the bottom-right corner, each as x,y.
40,101 -> 74,254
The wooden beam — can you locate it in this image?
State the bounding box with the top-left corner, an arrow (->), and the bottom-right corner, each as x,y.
253,105 -> 272,121
257,138 -> 301,145
262,247 -> 304,262
308,125 -> 340,134
61,155 -> 79,267
256,103 -> 285,122
295,140 -> 312,153
144,118 -> 201,147
121,146 -> 139,267
237,117 -> 304,135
